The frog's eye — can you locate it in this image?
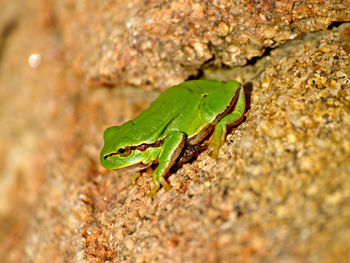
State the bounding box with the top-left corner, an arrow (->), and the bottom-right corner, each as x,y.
118,146 -> 131,157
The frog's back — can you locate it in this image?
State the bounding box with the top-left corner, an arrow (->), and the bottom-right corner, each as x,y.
131,83 -> 199,140
126,80 -> 240,143
163,80 -> 241,136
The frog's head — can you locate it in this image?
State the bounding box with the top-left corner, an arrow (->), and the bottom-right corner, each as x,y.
100,125 -> 160,170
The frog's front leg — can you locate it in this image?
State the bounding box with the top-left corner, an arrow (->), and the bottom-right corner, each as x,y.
209,87 -> 245,158
149,132 -> 185,197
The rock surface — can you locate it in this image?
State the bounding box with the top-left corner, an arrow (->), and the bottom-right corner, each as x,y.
0,0 -> 350,262
55,0 -> 350,89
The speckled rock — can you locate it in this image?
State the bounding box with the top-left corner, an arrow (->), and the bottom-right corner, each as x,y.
55,0 -> 350,89
1,0 -> 350,262
23,24 -> 350,263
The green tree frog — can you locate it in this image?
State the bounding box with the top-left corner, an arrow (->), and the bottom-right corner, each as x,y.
100,80 -> 245,197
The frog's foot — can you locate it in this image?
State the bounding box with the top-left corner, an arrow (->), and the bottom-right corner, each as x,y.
130,172 -> 141,186
148,176 -> 172,198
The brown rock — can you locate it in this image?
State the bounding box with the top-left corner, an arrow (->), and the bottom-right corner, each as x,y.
55,0 -> 350,89
1,0 -> 350,262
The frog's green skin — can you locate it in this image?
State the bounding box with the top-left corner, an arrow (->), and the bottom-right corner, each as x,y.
100,80 -> 245,197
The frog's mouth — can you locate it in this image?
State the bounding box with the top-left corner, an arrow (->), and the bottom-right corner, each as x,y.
115,162 -> 152,172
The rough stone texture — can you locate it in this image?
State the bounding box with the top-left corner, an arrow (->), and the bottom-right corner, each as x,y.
1,0 -> 350,263
55,0 -> 350,89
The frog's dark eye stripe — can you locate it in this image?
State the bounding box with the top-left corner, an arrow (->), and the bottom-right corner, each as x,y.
103,139 -> 165,160
133,139 -> 163,152
137,144 -> 148,151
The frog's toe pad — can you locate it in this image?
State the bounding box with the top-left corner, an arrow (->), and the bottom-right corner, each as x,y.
130,173 -> 141,186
